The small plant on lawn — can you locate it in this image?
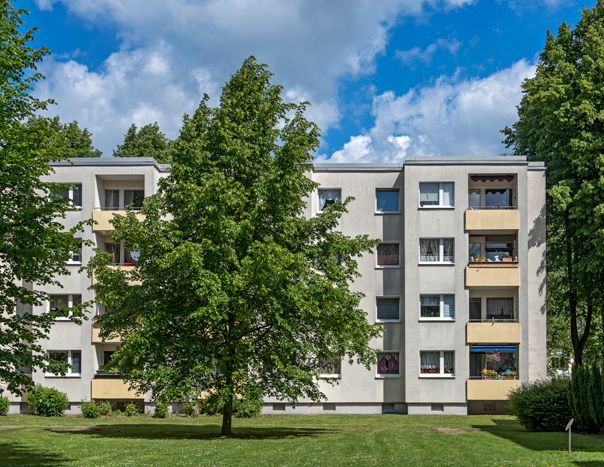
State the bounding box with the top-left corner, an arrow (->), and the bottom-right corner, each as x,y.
97,401 -> 112,416
0,396 -> 9,415
124,402 -> 139,416
509,379 -> 571,431
154,400 -> 169,418
26,385 -> 69,417
81,401 -> 101,419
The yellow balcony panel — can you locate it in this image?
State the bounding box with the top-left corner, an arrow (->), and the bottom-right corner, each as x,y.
465,209 -> 520,231
91,378 -> 142,400
92,210 -> 144,232
465,265 -> 519,287
467,322 -> 521,344
467,379 -> 521,400
92,265 -> 140,286
91,324 -> 122,344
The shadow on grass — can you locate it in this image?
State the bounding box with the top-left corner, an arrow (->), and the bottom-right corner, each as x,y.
0,440 -> 68,466
50,424 -> 335,441
472,419 -> 604,453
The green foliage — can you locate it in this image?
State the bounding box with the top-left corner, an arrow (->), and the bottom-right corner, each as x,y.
568,363 -> 604,432
154,400 -> 169,418
90,56 -> 380,435
0,396 -> 9,415
198,395 -> 222,416
23,116 -> 101,158
81,401 -> 101,419
503,1 -> 604,364
26,385 -> 69,417
0,1 -> 89,393
124,403 -> 139,417
233,396 -> 262,418
508,379 -> 572,432
97,401 -> 112,416
183,401 -> 197,417
113,122 -> 172,163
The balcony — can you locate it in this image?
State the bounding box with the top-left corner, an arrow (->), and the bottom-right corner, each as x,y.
92,210 -> 145,232
467,379 -> 521,400
91,376 -> 142,400
465,264 -> 519,287
467,322 -> 521,344
465,208 -> 519,231
92,264 -> 140,286
91,323 -> 122,344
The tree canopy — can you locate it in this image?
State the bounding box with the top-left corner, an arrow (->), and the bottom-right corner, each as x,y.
0,1 -> 87,394
90,57 -> 380,435
24,115 -> 101,158
503,0 -> 604,364
113,122 -> 172,163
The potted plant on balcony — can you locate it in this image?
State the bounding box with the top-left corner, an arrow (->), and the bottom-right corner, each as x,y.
481,368 -> 498,379
499,370 -> 516,380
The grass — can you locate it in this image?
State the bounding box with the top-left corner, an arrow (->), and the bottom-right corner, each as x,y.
0,414 -> 603,466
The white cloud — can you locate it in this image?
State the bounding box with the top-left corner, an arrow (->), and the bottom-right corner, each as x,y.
33,0 -> 475,154
396,38 -> 462,66
324,59 -> 535,162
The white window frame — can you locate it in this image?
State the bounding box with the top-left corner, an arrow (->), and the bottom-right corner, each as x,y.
419,238 -> 455,265
318,356 -> 342,380
419,182 -> 454,208
419,294 -> 455,321
317,188 -> 342,213
47,294 -> 82,321
66,238 -> 82,265
376,242 -> 400,269
375,188 -> 400,214
45,350 -> 81,377
65,183 -> 82,209
419,350 -> 455,378
376,296 -> 401,323
375,350 -> 400,378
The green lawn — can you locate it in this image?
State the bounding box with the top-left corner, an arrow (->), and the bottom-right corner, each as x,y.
0,414 -> 603,466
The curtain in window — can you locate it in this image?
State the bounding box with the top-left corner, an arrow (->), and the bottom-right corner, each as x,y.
442,239 -> 454,262
420,351 -> 440,373
485,188 -> 512,208
377,352 -> 399,375
444,351 -> 455,374
442,183 -> 454,206
377,244 -> 399,265
469,298 -> 482,321
468,189 -> 481,208
443,295 -> 455,319
420,239 -> 439,262
487,298 -> 514,320
420,183 -> 439,206
124,190 -> 144,209
319,189 -> 341,211
377,298 -> 399,320
420,295 -> 440,318
105,190 -> 119,210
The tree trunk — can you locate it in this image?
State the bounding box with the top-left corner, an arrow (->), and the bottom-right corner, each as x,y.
221,391 -> 233,436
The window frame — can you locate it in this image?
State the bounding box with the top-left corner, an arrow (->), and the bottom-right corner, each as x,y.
419,182 -> 454,208
47,294 -> 82,321
419,238 -> 455,265
419,350 -> 455,378
376,351 -> 401,378
376,242 -> 400,269
376,296 -> 401,323
317,188 -> 342,213
419,294 -> 455,321
318,355 -> 342,380
66,238 -> 83,265
45,350 -> 82,377
375,188 -> 400,214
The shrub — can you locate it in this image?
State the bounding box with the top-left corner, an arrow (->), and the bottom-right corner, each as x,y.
569,363 -> 603,433
183,401 -> 197,417
234,395 -> 262,418
0,396 -> 9,416
509,379 -> 571,431
26,385 -> 69,417
124,402 -> 139,417
81,401 -> 101,419
97,401 -> 112,416
154,400 -> 169,418
198,395 -> 222,416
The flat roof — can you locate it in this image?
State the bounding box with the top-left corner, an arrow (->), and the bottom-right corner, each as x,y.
50,157 -> 170,172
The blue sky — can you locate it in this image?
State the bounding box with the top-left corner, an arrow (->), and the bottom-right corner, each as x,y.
19,0 -> 592,161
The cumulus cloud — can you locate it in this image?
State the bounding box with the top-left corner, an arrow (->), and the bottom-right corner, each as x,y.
322,59 -> 535,163
33,0 -> 475,154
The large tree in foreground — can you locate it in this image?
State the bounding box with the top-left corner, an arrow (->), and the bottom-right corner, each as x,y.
90,57 -> 380,435
503,1 -> 604,364
0,1 -> 86,393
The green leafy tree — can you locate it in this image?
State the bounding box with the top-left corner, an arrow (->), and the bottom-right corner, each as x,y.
0,1 -> 87,394
503,1 -> 604,364
90,57 -> 380,435
113,122 -> 172,163
23,116 -> 102,158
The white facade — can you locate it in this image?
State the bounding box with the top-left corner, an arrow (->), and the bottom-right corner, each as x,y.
6,156 -> 546,416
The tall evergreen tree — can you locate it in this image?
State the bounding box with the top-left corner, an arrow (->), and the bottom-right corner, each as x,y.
113,122 -> 171,163
90,57 -> 380,435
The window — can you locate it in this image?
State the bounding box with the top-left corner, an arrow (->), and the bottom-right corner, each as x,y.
468,189 -> 481,208
469,235 -> 517,263
272,403 -> 285,411
377,243 -> 399,267
420,295 -> 454,320
469,298 -> 482,321
46,350 -> 81,376
54,183 -> 82,208
486,298 -> 514,321
104,190 -> 120,210
377,352 -> 400,376
420,351 -> 454,377
376,189 -> 399,213
485,188 -> 513,208
318,189 -> 341,211
318,355 -> 341,378
124,190 -> 144,209
67,239 -> 82,264
419,239 -> 454,263
419,182 -> 454,207
377,297 -> 400,322
323,403 -> 336,411
48,294 -> 81,319
470,345 -> 517,379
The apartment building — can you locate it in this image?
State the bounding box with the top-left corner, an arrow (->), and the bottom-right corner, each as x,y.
6,155 -> 546,415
